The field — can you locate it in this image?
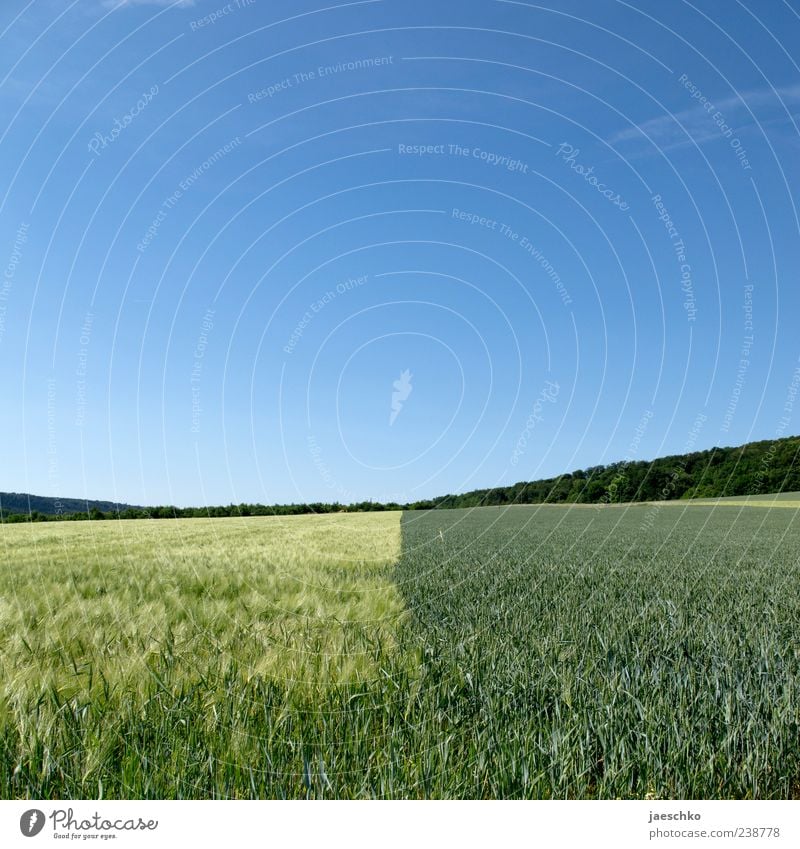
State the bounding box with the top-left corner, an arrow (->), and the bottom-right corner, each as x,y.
675,491 -> 800,508
0,513 -> 410,797
1,504 -> 799,798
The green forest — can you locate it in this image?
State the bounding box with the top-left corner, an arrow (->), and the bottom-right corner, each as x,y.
410,434 -> 800,510
2,434 -> 799,523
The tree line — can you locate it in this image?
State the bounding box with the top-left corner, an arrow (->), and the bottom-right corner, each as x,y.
2,434 -> 799,523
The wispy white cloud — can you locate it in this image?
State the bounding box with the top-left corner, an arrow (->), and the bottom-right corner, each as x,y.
102,0 -> 196,8
609,84 -> 800,151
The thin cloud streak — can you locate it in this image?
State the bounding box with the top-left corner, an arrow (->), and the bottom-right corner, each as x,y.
102,0 -> 196,8
609,83 -> 800,151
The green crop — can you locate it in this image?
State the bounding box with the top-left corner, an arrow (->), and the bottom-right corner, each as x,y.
395,504 -> 800,798
1,504 -> 798,798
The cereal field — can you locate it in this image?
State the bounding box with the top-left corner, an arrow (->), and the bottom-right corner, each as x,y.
1,504 -> 798,798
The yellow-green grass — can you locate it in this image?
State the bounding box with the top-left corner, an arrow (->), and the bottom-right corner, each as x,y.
652,492 -> 800,508
0,512 -> 405,708
684,500 -> 800,508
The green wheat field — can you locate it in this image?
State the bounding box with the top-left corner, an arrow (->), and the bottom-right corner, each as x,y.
1,503 -> 799,799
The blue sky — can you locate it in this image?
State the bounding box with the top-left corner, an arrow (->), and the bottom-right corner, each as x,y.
1,0 -> 799,506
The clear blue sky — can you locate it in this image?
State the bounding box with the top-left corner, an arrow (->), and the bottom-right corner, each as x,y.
1,0 -> 799,507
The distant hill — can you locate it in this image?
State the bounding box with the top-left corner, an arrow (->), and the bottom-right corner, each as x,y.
3,433 -> 800,521
0,492 -> 138,517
